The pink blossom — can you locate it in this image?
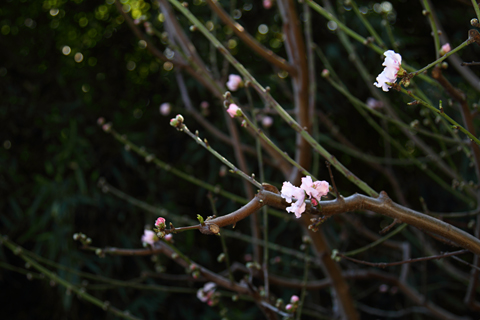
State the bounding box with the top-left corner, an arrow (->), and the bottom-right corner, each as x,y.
141,230 -> 158,246
155,217 -> 166,228
440,43 -> 451,56
374,50 -> 402,92
164,233 -> 173,242
290,295 -> 299,303
226,74 -> 243,91
286,304 -> 293,311
159,103 -> 171,116
262,116 -> 273,128
197,282 -> 216,303
102,123 -> 112,132
144,22 -> 153,35
200,101 -> 209,109
366,97 -> 383,110
263,0 -> 273,9
281,182 -> 306,218
226,104 -> 241,118
300,176 -> 329,204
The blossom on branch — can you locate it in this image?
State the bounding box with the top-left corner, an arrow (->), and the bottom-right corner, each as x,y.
374,50 -> 402,92
300,176 -> 329,206
440,43 -> 451,56
226,104 -> 242,118
141,230 -> 158,246
155,217 -> 166,229
281,177 -> 330,218
226,74 -> 243,91
281,181 -> 306,218
197,282 -> 218,306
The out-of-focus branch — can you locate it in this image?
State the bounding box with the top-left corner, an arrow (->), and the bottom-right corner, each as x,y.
206,0 -> 295,75
276,0 -> 312,184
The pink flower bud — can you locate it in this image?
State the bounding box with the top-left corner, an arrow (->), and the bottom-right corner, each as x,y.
440,43 -> 451,56
226,104 -> 241,118
144,22 -> 153,35
164,233 -> 173,242
290,295 -> 299,303
262,116 -> 273,128
155,217 -> 166,228
97,117 -> 105,125
226,74 -> 243,91
102,123 -> 112,132
366,98 -> 383,110
141,230 -> 158,246
286,304 -> 293,311
159,103 -> 172,116
263,0 -> 273,9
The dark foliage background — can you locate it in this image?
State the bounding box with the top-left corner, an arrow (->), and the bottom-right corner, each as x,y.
1,0 -> 480,319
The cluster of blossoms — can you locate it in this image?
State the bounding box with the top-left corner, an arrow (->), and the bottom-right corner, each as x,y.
141,217 -> 171,246
226,74 -> 243,91
197,282 -> 219,306
285,295 -> 300,313
374,50 -> 403,92
281,176 -> 329,218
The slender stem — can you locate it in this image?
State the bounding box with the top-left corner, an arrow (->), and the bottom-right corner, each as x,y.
296,242 -> 310,320
421,0 -> 440,59
177,122 -> 262,189
402,91 -> 480,148
104,126 -> 247,204
414,39 -> 472,75
350,0 -> 386,49
338,249 -> 468,268
342,223 -> 408,257
472,0 -> 480,22
2,237 -> 142,320
239,109 -> 315,180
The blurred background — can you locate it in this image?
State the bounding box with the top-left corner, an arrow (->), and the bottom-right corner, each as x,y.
2,0 -> 480,319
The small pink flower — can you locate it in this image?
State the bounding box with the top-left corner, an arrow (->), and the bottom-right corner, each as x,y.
197,282 -> 216,303
262,116 -> 273,128
300,176 -> 329,204
226,74 -> 243,91
263,0 -> 273,9
440,43 -> 451,56
281,181 -> 306,218
286,304 -> 293,311
141,230 -> 158,246
159,103 -> 171,116
102,123 -> 112,132
290,295 -> 299,303
366,97 -> 383,110
226,104 -> 241,118
144,22 -> 153,35
164,233 -> 173,242
374,50 -> 402,92
155,217 -> 166,228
